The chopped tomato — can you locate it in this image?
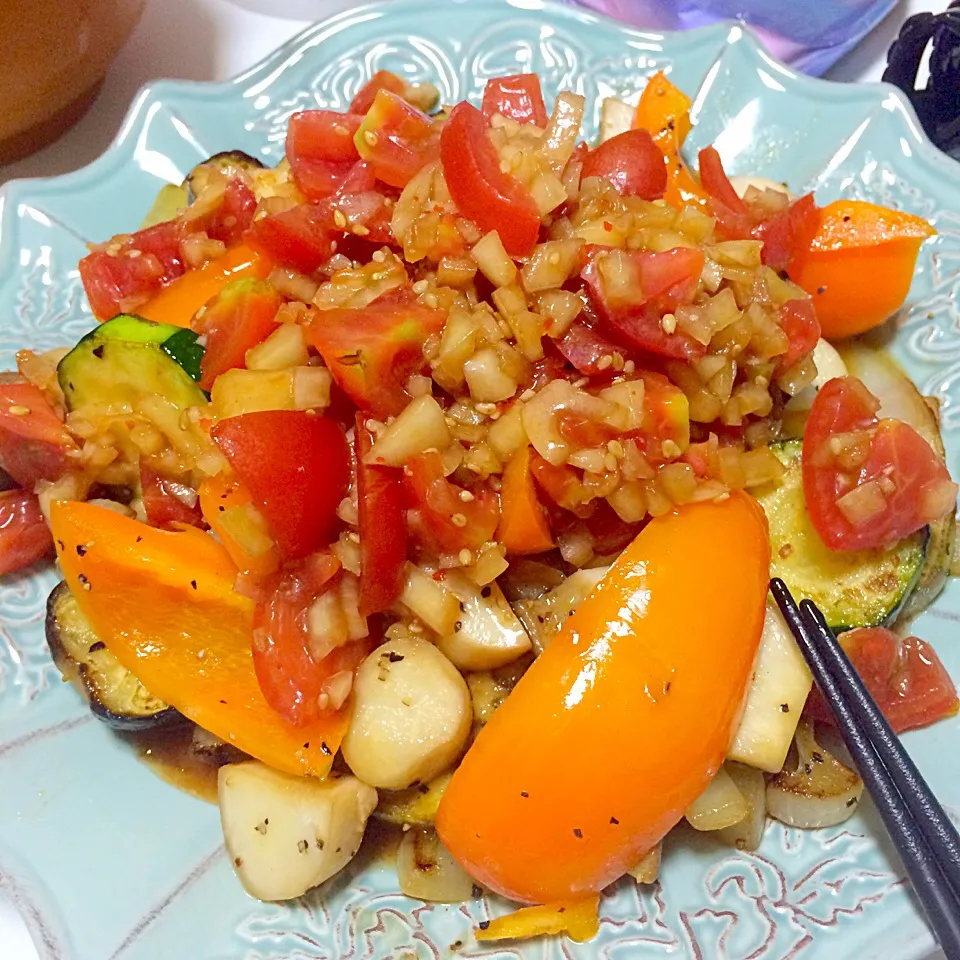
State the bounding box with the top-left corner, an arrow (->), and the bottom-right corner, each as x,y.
802,377 -> 957,550
481,74 -> 548,127
405,451 -> 499,555
80,220 -> 185,320
252,557 -> 372,726
585,500 -> 643,555
211,411 -> 351,559
192,179 -> 258,247
0,381 -> 77,486
557,411 -> 619,447
778,299 -> 820,370
288,110 -> 362,164
581,246 -> 706,360
192,278 -> 282,390
497,444 -> 553,555
304,297 -> 446,419
439,101 -> 540,258
698,146 -> 753,238
0,490 -> 53,576
350,70 -> 407,115
530,454 -> 584,513
634,370 -> 691,456
805,627 -> 959,734
554,318 -> 637,376
246,203 -> 335,275
755,193 -> 820,273
140,461 -> 205,530
581,129 -> 667,200
354,90 -> 439,189
355,414 -> 406,616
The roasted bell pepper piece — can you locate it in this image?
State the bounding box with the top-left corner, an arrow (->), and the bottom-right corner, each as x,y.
437,493 -> 769,903
475,896 -> 600,943
137,244 -> 271,329
497,444 -> 553,555
791,199 -> 935,339
50,500 -> 347,777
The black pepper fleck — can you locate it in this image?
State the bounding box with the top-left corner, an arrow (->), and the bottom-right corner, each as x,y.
472,885 -> 483,898
846,797 -> 858,807
78,573 -> 91,591
663,681 -> 671,694
76,544 -> 87,557
56,539 -> 65,551
478,921 -> 490,931
92,344 -> 105,359
335,846 -> 341,853
780,703 -> 790,713
609,816 -> 619,825
136,535 -> 143,543
451,940 -> 463,950
811,751 -> 824,763
843,214 -> 851,222
218,505 -> 225,512
481,586 -> 492,598
220,699 -> 228,704
234,857 -> 243,867
520,790 -> 529,798
321,741 -> 332,756
573,828 -> 583,839
417,783 -> 430,795
297,839 -> 309,854
558,907 -> 566,914
88,641 -> 106,653
190,579 -> 198,590
454,620 -> 463,632
816,286 -> 826,295
386,651 -> 404,663
316,838 -> 325,850
303,742 -> 310,749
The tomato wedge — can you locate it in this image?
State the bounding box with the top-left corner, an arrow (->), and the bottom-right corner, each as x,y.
80,220 -> 186,320
252,554 -> 373,727
140,461 -> 205,530
304,297 -> 445,419
286,109 -> 363,200
211,411 -> 351,559
755,192 -> 820,273
581,246 -> 706,360
497,444 -> 553,555
805,627 -> 959,734
350,70 -> 407,115
246,203 -> 336,275
581,129 -> 667,200
192,278 -> 282,390
440,101 -> 540,258
778,298 -> 820,370
354,90 -> 439,189
355,414 -> 406,616
405,451 -> 499,555
481,74 -> 548,127
0,381 -> 77,486
802,377 -> 957,550
0,490 -> 53,576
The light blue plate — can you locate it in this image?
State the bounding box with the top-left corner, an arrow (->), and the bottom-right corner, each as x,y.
2,1 -> 960,957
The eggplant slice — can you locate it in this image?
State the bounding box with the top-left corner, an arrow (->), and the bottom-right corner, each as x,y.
45,582 -> 185,731
185,150 -> 265,201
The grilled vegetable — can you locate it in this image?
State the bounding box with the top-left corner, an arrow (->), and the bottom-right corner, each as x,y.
58,314 -> 206,413
755,440 -> 927,631
219,761 -> 377,901
513,566 -> 608,652
396,826 -> 476,902
374,771 -> 452,825
727,602 -> 812,773
684,765 -> 748,832
45,581 -> 183,731
715,762 -> 767,851
186,150 -> 265,200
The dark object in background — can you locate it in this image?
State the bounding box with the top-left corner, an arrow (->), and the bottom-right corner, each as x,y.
883,2 -> 960,160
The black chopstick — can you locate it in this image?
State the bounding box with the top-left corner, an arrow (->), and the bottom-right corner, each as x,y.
770,578 -> 960,960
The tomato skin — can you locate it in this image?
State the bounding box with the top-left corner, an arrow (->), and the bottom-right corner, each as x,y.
80,220 -> 186,320
440,101 -> 540,258
0,381 -> 77,486
436,493 -> 770,903
288,110 -> 362,164
350,70 -> 407,115
554,318 -> 637,376
246,203 -> 336,275
698,146 -> 753,238
354,90 -> 439,189
581,246 -> 706,360
778,298 -> 820,370
252,555 -> 372,727
802,377 -> 957,550
140,462 -> 205,530
756,192 -> 820,273
805,627 -> 959,734
304,298 -> 446,419
0,490 -> 53,576
193,278 -> 282,390
481,74 -> 548,127
405,451 -> 499,555
581,129 -> 667,200
211,411 -> 351,559
355,414 -> 407,616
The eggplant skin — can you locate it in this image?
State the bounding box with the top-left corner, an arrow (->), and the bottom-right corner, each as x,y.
45,582 -> 185,732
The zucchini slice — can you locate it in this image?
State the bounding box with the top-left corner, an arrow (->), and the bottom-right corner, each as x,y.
45,582 -> 184,731
57,314 -> 206,435
755,440 -> 926,631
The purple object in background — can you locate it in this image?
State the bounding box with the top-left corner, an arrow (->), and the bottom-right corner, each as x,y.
567,0 -> 899,74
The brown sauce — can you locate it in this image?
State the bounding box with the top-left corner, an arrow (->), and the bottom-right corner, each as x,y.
128,727 -> 221,804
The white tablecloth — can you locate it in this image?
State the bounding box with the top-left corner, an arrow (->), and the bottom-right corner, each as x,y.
0,1 -> 949,958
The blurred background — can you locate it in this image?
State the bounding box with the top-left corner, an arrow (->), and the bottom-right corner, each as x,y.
0,0 -> 943,183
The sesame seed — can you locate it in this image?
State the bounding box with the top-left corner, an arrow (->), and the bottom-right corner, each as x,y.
623,360 -> 636,374
412,279 -> 430,294
661,312 -> 677,334
333,124 -> 349,136
604,453 -> 618,472
7,405 -> 30,416
596,354 -> 613,371
333,209 -> 347,229
458,548 -> 473,565
352,225 -> 370,236
607,439 -> 624,458
363,130 -> 379,147
458,489 -> 475,502
662,439 -> 682,459
451,513 -> 467,527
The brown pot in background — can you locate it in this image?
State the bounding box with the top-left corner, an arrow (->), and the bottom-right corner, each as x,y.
0,0 -> 145,164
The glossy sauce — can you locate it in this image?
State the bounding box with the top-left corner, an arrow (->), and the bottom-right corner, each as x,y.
130,727 -> 221,804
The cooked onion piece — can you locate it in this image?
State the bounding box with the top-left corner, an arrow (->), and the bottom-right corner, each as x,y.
716,762 -> 767,851
684,764 -> 748,832
397,826 -> 477,902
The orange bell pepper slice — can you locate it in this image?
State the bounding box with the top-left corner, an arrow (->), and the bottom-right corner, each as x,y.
436,492 -> 769,903
475,896 -> 600,943
136,244 -> 271,329
198,470 -> 281,579
791,199 -> 935,339
634,71 -> 708,210
50,500 -> 345,777
496,445 -> 554,556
